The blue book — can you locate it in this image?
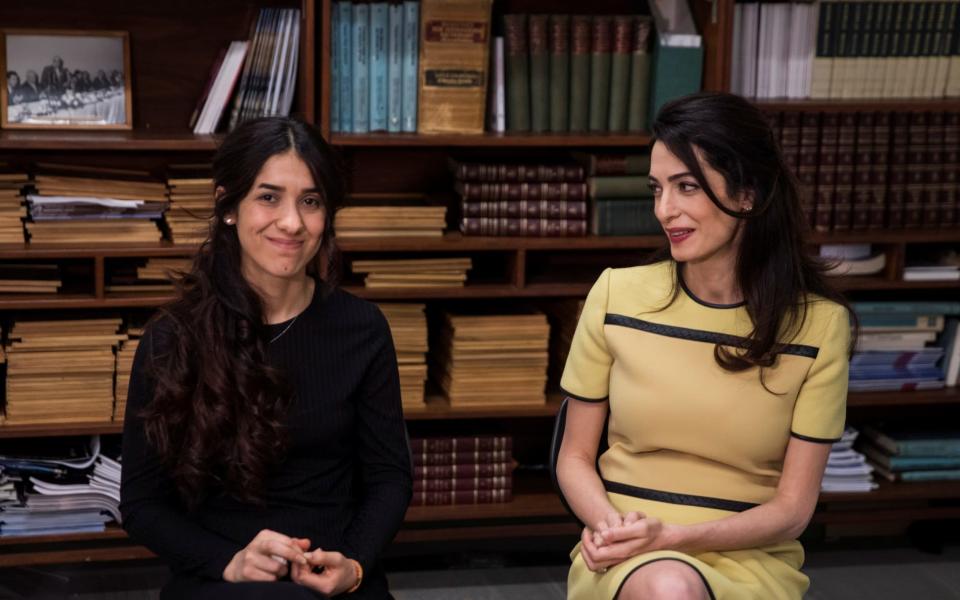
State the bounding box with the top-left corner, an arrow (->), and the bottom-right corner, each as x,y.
387,3 -> 404,132
861,443 -> 960,471
351,2 -> 370,133
860,315 -> 945,329
401,0 -> 419,132
852,301 -> 960,315
338,2 -> 353,132
330,4 -> 341,132
849,349 -> 945,369
369,3 -> 389,131
862,427 -> 960,457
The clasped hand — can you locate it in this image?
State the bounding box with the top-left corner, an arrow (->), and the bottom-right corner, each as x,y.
223,529 -> 360,595
580,511 -> 665,573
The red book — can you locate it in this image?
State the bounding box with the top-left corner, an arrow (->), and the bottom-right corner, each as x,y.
455,182 -> 588,202
412,449 -> 513,466
413,462 -> 514,479
410,436 -> 513,453
451,162 -> 585,182
460,199 -> 588,220
816,113 -> 840,232
412,475 -> 512,492
461,217 -> 587,237
411,488 -> 513,505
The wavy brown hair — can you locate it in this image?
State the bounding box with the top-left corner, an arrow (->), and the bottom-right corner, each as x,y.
648,92 -> 855,378
141,117 -> 344,510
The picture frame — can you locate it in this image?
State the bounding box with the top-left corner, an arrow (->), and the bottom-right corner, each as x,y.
0,29 -> 132,130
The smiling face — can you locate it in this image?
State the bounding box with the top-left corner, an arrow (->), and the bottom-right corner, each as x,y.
225,150 -> 326,288
649,141 -> 752,269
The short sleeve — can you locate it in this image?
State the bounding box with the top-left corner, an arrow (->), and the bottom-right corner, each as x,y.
790,304 -> 851,443
560,268 -> 614,403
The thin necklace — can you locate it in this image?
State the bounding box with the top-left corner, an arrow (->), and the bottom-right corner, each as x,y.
269,314 -> 299,344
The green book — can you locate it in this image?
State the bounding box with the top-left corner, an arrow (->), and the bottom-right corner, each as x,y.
588,175 -> 652,198
607,15 -> 632,132
504,14 -> 530,132
861,442 -> 960,471
591,198 -> 659,236
569,15 -> 591,132
648,0 -> 703,125
588,16 -> 612,132
548,15 -> 570,133
862,426 -> 960,457
627,16 -> 653,132
529,14 -> 550,133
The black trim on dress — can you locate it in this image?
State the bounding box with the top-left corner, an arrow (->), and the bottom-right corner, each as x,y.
680,274 -> 746,309
603,313 -> 820,359
560,387 -> 609,403
603,479 -> 759,513
790,431 -> 842,444
613,557 -> 717,600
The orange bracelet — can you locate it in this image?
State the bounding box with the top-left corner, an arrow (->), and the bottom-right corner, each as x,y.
345,559 -> 363,594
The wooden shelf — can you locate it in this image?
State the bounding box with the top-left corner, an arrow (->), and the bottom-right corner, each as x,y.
834,278 -> 960,291
0,422 -> 123,439
0,242 -> 196,260
0,130 -> 219,151
808,229 -> 960,244
821,479 -> 960,504
847,387 -> 960,408
405,395 -> 562,420
338,232 -> 666,252
330,132 -> 651,148
754,98 -> 960,112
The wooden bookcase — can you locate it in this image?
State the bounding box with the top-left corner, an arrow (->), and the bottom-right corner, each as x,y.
0,0 -> 958,568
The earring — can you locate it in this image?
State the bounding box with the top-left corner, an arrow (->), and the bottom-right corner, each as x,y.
224,216 -> 235,225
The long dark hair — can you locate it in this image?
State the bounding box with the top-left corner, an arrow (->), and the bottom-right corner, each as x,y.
142,117 -> 344,509
649,92 -> 854,375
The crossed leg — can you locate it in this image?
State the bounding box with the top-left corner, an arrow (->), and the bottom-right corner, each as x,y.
616,559 -> 711,600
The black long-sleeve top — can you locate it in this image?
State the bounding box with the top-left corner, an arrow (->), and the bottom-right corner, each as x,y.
119,283 -> 413,594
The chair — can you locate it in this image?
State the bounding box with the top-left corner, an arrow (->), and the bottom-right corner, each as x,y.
548,396 -> 610,524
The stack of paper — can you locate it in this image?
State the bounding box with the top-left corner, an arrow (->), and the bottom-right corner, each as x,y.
432,311 -> 550,406
378,303 -> 428,408
114,328 -> 142,422
821,428 -> 876,493
352,258 -> 471,288
166,176 -> 214,244
0,170 -> 28,243
0,263 -> 61,294
106,258 -> 189,295
3,319 -> 124,425
336,203 -> 447,238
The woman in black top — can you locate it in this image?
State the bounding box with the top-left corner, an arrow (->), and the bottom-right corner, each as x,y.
120,117 -> 413,599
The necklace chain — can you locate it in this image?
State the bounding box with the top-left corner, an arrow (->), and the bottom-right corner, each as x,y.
269,314 -> 299,344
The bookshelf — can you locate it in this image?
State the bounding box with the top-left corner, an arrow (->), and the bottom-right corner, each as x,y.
0,0 -> 958,570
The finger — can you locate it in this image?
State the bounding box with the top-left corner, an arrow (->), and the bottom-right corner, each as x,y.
262,539 -> 308,566
602,519 -> 654,543
305,549 -> 343,567
623,511 -> 643,525
240,560 -> 279,582
248,552 -> 286,577
292,537 -> 312,551
605,512 -> 623,530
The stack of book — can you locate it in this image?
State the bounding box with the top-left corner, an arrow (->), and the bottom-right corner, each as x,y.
0,437 -> 121,537
2,319 -> 124,426
410,435 -> 514,505
335,202 -> 447,237
114,329 -> 142,422
578,152 -> 657,236
498,14 -> 652,133
821,427 -> 876,493
820,244 -> 887,277
431,311 -> 549,406
25,174 -> 166,244
352,257 -> 471,288
377,303 -> 428,408
860,426 -> 960,482
192,8 -> 301,134
850,301 -> 960,391
0,170 -> 27,243
543,298 -> 584,389
105,258 -> 189,295
330,1 -> 420,134
166,175 -> 214,244
772,110 -> 960,231
0,264 -> 61,294
453,161 -> 588,237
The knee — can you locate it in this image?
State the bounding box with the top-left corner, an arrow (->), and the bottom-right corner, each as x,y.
619,562 -> 707,600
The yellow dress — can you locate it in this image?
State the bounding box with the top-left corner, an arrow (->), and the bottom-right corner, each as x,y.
560,262 -> 850,600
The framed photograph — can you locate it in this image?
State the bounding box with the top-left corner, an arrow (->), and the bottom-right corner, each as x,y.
1,29 -> 132,130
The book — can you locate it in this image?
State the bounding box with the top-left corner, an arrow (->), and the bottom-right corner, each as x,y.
410,488 -> 512,505
412,449 -> 513,465
487,36 -> 506,132
591,198 -> 659,236
648,0 -> 703,123
608,15 -> 632,132
872,463 -> 960,482
548,15 -> 570,133
569,15 -> 591,132
331,4 -> 341,132
193,41 -> 249,134
451,161 -> 585,182
411,436 -> 512,452
387,2 -> 404,132
461,217 -> 586,237
369,3 -> 389,132
588,16 -> 612,132
461,199 -> 587,220
413,462 -> 514,479
401,0 -> 420,132
861,426 -> 960,457
338,1 -> 353,132
576,153 -> 651,176
852,301 -> 960,315
456,182 -> 588,201
627,16 -> 653,132
504,14 -> 530,132
352,2 -> 371,133
412,475 -> 512,492
588,175 -> 652,198
860,443 -> 960,471
528,14 -> 550,133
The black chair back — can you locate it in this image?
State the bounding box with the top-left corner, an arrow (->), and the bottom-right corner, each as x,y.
548,397 -> 610,523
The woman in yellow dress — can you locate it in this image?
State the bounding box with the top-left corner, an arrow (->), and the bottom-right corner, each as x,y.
557,92 -> 854,599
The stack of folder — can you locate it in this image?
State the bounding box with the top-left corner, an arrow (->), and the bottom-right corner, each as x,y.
352,257 -> 471,288
378,303 -> 428,408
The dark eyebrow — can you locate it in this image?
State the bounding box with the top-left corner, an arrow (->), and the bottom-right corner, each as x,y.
257,183 -> 322,193
648,172 -> 695,183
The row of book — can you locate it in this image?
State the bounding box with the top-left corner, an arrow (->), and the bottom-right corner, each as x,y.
352,257 -> 472,288
733,0 -> 960,100
859,425 -> 960,482
849,301 -> 960,392
192,8 -> 301,134
0,437 -> 121,537
770,110 -> 960,232
330,1 -> 419,134
410,435 -> 513,505
498,14 -> 652,134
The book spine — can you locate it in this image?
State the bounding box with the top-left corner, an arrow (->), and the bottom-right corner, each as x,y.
488,36 -> 506,132
338,1 -> 354,132
607,15 -> 632,132
588,175 -> 652,198
461,217 -> 587,237
351,2 -> 371,133
401,0 -> 419,132
410,436 -> 513,452
413,462 -> 513,478
387,3 -> 404,132
460,199 -> 588,219
458,182 -> 588,201
454,163 -> 585,182
945,111 -> 960,226
588,154 -> 651,175
852,111 -> 874,229
548,14 -> 570,133
369,3 -> 389,132
926,110 -> 945,225
816,112 -> 840,231
592,198 -> 659,236
411,488 -> 513,505
413,475 -> 512,492
870,111 -> 890,228
331,4 -> 341,132
504,14 -> 531,132
412,449 -> 513,465
798,111 -> 821,228
811,0 -> 835,98
832,111 -> 856,230
569,15 -> 591,132
588,15 -> 612,132
627,16 -> 653,132
529,14 -> 550,133
905,110 -> 928,226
